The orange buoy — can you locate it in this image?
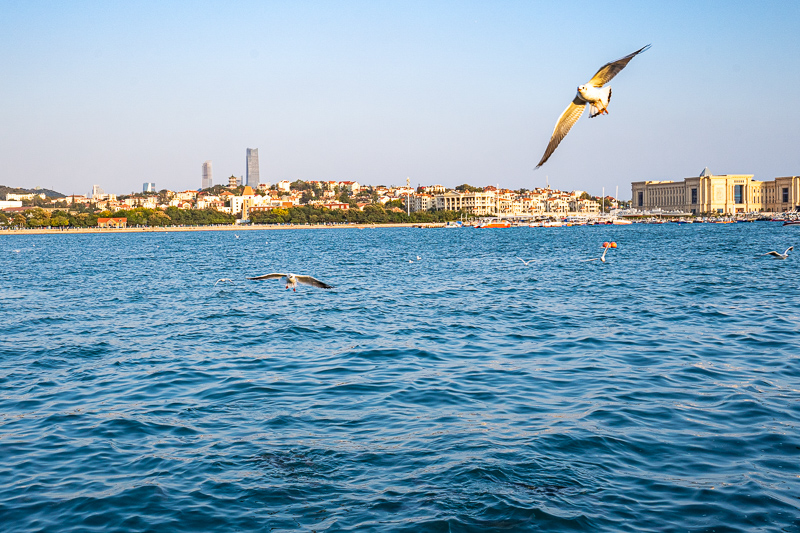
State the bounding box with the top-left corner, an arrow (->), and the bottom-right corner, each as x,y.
611,242 -> 617,248
602,241 -> 609,248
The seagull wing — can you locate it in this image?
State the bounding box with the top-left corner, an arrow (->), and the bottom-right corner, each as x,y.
764,251 -> 780,257
536,97 -> 586,168
295,275 -> 334,289
587,44 -> 650,87
246,273 -> 287,281
785,246 -> 794,255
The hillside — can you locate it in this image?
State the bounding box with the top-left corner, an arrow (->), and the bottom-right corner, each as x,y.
0,185 -> 65,199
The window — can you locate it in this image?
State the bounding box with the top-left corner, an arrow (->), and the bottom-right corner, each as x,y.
783,187 -> 789,203
691,188 -> 697,204
734,184 -> 744,204
638,191 -> 643,207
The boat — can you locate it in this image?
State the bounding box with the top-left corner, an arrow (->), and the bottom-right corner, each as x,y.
475,218 -> 511,228
783,220 -> 800,226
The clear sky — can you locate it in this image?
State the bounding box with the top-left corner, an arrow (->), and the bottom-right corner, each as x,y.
2,0 -> 799,198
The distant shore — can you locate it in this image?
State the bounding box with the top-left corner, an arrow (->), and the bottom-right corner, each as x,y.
0,223 -> 435,235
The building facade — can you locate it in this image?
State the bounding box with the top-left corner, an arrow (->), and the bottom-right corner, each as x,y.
409,193 -> 435,213
202,161 -> 212,189
143,182 -> 156,193
631,168 -> 800,214
246,148 -> 260,189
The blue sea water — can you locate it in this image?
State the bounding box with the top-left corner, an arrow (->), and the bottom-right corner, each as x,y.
1,223 -> 799,532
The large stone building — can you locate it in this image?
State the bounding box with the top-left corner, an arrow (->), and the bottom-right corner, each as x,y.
631,168 -> 800,215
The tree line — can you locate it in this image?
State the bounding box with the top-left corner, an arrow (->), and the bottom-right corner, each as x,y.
1,205 -> 466,228
248,204 -> 465,225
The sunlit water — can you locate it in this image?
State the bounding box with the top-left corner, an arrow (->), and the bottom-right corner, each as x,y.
1,224 -> 799,532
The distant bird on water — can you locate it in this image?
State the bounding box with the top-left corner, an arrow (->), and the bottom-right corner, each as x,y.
246,273 -> 334,291
762,246 -> 793,259
536,44 -> 651,168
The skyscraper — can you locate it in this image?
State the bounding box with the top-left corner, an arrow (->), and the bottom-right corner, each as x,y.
202,161 -> 213,189
246,148 -> 260,188
90,184 -> 105,198
143,182 -> 156,193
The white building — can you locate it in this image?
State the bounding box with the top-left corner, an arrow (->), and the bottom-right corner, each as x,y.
409,194 -> 435,212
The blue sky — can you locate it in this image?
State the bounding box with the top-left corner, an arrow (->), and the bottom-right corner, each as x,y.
2,0 -> 799,198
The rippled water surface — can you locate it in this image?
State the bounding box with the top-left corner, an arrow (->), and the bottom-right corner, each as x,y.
1,224 -> 799,532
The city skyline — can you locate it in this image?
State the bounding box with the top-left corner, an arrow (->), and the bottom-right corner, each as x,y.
2,2 -> 799,196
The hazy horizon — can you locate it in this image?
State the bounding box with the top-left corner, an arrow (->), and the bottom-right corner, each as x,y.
2,1 -> 799,198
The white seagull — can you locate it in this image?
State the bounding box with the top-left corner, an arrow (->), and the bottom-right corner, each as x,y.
536,44 -> 651,168
762,246 -> 793,259
246,273 -> 334,291
214,278 -> 234,286
518,258 -> 535,266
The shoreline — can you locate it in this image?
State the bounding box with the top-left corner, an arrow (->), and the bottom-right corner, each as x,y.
0,223 -> 434,235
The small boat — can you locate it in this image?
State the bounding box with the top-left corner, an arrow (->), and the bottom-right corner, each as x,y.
783,220 -> 800,226
476,219 -> 511,228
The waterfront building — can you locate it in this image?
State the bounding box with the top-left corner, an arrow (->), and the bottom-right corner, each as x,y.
409,193 -> 435,213
631,168 -> 800,214
435,190 -> 498,216
143,182 -> 156,193
246,148 -> 260,188
202,161 -> 212,189
97,217 -> 127,228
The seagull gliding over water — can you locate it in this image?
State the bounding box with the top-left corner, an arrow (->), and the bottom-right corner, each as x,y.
246,273 -> 333,291
762,246 -> 793,259
536,44 -> 650,168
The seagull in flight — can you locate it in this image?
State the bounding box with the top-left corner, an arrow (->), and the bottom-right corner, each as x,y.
246,273 -> 334,291
762,246 -> 793,259
536,45 -> 651,168
518,258 -> 535,266
214,278 -> 234,286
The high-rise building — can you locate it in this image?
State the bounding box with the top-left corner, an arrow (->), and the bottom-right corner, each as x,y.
89,185 -> 105,198
202,161 -> 213,189
143,182 -> 156,193
246,148 -> 260,188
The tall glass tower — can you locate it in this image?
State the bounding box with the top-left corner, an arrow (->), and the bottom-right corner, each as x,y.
246,148 -> 260,188
202,161 -> 213,189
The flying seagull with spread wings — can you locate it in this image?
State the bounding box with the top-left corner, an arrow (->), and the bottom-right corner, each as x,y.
536,44 -> 650,168
246,273 -> 334,291
761,246 -> 793,259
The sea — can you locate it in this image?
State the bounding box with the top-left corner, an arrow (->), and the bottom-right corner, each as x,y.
1,223 -> 798,532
